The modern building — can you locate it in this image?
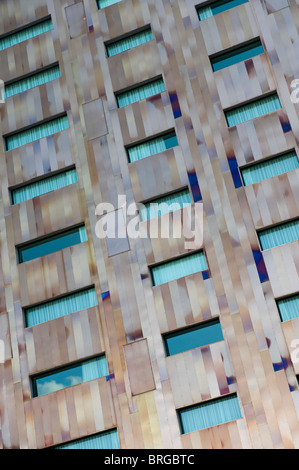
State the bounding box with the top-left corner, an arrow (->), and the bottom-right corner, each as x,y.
0,0 -> 299,449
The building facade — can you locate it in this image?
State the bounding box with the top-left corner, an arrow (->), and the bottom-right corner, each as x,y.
0,0 -> 299,449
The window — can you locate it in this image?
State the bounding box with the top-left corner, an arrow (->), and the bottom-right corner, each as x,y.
106,26 -> 153,57
126,130 -> 178,163
210,38 -> 264,72
31,355 -> 108,397
240,150 -> 299,186
24,286 -> 98,327
97,0 -> 122,8
55,429 -> 120,449
197,0 -> 248,20
150,251 -> 208,286
4,113 -> 69,151
225,93 -> 281,127
116,77 -> 166,108
177,393 -> 242,433
5,63 -> 61,98
10,166 -> 77,204
257,219 -> 299,251
139,188 -> 192,221
163,318 -> 223,356
276,294 -> 299,322
17,224 -> 87,264
0,16 -> 53,51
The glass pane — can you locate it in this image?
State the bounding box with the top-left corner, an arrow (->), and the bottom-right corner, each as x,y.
198,0 -> 248,20
117,78 -> 166,108
225,94 -> 281,127
107,28 -> 153,57
140,188 -> 192,221
151,251 -> 208,286
241,152 -> 299,186
5,64 -> 61,98
0,17 -> 53,51
56,429 -> 120,449
211,40 -> 264,71
258,219 -> 299,250
97,0 -> 122,8
277,295 -> 299,322
127,131 -> 178,163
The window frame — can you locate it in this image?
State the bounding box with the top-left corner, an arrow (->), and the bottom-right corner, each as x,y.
209,37 -> 264,72
256,217 -> 299,251
125,128 -> 178,163
115,75 -> 165,108
0,14 -> 53,49
104,24 -> 153,57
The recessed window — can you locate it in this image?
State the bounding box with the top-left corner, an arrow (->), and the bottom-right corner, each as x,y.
225,92 -> 281,127
24,286 -> 98,327
240,150 -> 299,186
210,38 -> 264,72
150,250 -> 208,286
106,26 -> 153,57
197,0 -> 248,20
4,113 -> 69,151
55,429 -> 120,449
31,355 -> 108,397
5,63 -> 61,98
257,219 -> 299,251
0,16 -> 53,51
139,188 -> 192,221
126,130 -> 178,163
163,318 -> 223,356
116,77 -> 166,108
276,294 -> 299,322
16,224 -> 88,264
10,166 -> 77,204
177,393 -> 242,433
97,0 -> 122,8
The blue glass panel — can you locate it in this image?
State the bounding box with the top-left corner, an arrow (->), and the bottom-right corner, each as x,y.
211,39 -> 264,71
107,28 -> 153,57
32,355 -> 108,397
225,93 -> 281,127
17,225 -> 87,263
140,188 -> 192,221
0,17 -> 53,51
258,219 -> 299,250
97,0 -> 122,8
151,251 -> 208,286
277,294 -> 299,322
164,319 -> 223,356
56,429 -> 120,449
5,64 -> 61,98
241,151 -> 299,186
198,0 -> 248,20
178,394 -> 242,433
127,131 -> 178,163
25,286 -> 98,327
117,77 -> 166,108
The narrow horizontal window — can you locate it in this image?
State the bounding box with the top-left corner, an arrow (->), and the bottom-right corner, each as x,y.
178,393 -> 242,433
150,251 -> 208,286
210,38 -> 264,72
5,63 -> 61,98
31,355 -> 108,397
11,167 -> 78,204
97,0 -> 122,8
106,27 -> 153,57
55,429 -> 120,449
258,219 -> 299,251
139,188 -> 192,221
116,77 -> 166,108
241,150 -> 299,186
277,294 -> 299,322
197,0 -> 248,20
4,113 -> 69,151
17,224 -> 87,263
127,130 -> 178,163
225,93 -> 281,127
0,16 -> 53,51
163,318 -> 223,356
24,286 -> 98,327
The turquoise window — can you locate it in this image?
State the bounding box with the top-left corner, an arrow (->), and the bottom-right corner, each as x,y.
24,286 -> 98,327
106,27 -> 153,57
11,167 -> 78,204
127,130 -> 178,163
197,0 -> 248,20
116,77 -> 166,108
4,114 -> 69,151
31,355 -> 109,397
97,0 -> 122,8
210,38 -> 264,72
17,224 -> 88,263
178,394 -> 242,433
163,318 -> 223,356
241,151 -> 299,186
151,251 -> 208,286
5,63 -> 61,98
277,294 -> 299,322
140,188 -> 192,221
0,17 -> 53,51
55,429 -> 120,449
225,93 -> 281,127
258,219 -> 299,251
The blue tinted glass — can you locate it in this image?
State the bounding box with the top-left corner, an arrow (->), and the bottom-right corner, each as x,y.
277,295 -> 299,322
258,219 -> 299,250
55,429 -> 120,449
241,152 -> 299,186
107,28 -> 153,57
212,0 -> 248,15
211,40 -> 264,71
97,0 -> 122,8
0,17 -> 53,51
